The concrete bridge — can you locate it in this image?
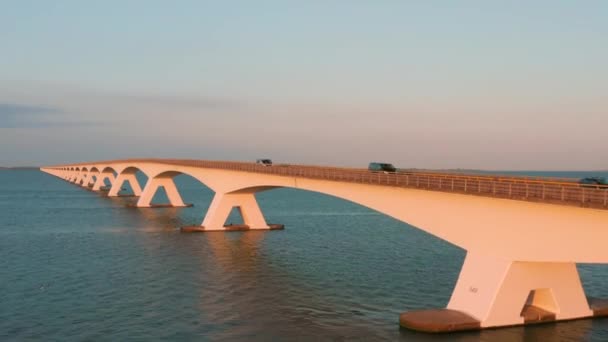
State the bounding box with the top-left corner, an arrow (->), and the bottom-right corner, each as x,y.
41,159 -> 608,333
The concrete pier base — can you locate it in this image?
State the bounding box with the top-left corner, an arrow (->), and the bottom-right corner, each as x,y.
126,203 -> 193,208
399,309 -> 480,333
180,223 -> 284,233
400,296 -> 608,333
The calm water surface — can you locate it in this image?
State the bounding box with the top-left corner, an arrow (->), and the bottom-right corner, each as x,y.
2,169 -> 608,341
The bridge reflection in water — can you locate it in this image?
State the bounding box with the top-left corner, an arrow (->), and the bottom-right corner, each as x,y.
42,159 -> 608,332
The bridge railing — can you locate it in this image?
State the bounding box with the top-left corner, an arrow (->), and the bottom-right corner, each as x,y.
52,159 -> 608,210
149,159 -> 607,210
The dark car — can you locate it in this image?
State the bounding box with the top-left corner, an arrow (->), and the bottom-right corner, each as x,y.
579,177 -> 608,189
368,162 -> 397,173
256,159 -> 273,166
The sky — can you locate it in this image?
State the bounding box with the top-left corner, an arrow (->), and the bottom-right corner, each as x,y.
1,1 -> 607,170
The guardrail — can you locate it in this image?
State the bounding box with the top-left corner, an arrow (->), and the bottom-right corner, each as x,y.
53,159 -> 608,210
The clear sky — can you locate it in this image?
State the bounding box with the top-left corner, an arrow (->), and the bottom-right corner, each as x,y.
1,1 -> 606,169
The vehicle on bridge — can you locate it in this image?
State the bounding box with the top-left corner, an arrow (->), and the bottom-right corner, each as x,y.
368,162 -> 397,173
579,177 -> 608,189
256,159 -> 273,166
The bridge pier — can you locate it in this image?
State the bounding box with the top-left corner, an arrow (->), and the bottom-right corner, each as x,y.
135,176 -> 191,207
108,173 -> 142,197
92,172 -> 115,191
86,173 -> 99,188
203,192 -> 268,230
80,173 -> 94,187
181,191 -> 283,232
400,252 -> 598,332
76,173 -> 85,186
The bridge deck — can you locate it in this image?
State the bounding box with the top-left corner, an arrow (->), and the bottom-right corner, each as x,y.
54,159 -> 608,211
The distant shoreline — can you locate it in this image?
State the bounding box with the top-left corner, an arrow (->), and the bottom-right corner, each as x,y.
0,167 -> 40,170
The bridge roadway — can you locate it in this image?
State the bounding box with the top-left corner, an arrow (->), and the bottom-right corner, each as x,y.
52,158 -> 608,210
41,159 -> 608,333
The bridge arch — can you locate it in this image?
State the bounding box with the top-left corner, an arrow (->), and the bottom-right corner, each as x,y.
72,167 -> 81,183
106,165 -> 150,197
77,167 -> 89,185
101,166 -> 117,175
116,165 -> 150,178
89,166 -> 100,178
87,166 -> 117,190
82,167 -> 100,187
225,183 -> 424,236
226,185 -> 281,195
152,170 -> 215,191
131,169 -> 206,208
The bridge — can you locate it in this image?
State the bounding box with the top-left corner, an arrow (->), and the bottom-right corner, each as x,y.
41,159 -> 608,333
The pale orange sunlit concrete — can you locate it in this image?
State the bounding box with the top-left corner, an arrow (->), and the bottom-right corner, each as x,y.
42,159 -> 608,332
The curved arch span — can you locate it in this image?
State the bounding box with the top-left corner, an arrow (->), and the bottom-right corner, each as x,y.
106,165 -> 149,197
101,166 -> 117,174
131,169 -> 203,208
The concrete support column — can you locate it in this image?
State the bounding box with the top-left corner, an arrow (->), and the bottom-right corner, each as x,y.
83,173 -> 98,188
201,192 -> 269,230
92,172 -> 116,191
447,252 -> 592,328
108,173 -> 142,197
79,173 -> 90,186
136,177 -> 186,207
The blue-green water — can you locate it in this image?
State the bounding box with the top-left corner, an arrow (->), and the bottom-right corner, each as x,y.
1,169 -> 608,341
